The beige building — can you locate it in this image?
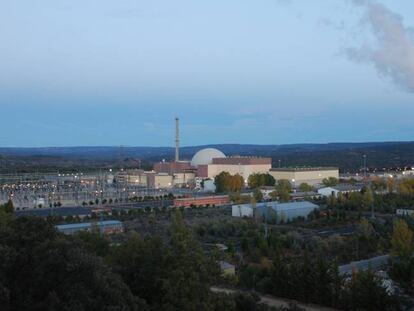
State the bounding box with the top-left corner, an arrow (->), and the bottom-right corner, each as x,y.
172,172 -> 196,186
144,171 -> 195,189
147,173 -> 173,189
198,157 -> 272,181
127,171 -> 147,186
269,167 -> 339,186
116,169 -> 147,186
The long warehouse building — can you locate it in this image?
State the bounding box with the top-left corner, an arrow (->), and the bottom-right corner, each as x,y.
232,201 -> 318,223
269,167 -> 339,186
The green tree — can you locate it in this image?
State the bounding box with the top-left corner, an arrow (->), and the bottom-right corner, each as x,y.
75,231 -> 110,257
253,189 -> 263,202
276,179 -> 292,193
361,187 -> 374,211
322,177 -> 339,187
275,180 -> 292,202
215,172 -> 244,193
110,211 -> 220,310
248,173 -> 276,188
215,172 -> 231,192
0,217 -> 143,311
299,183 -> 313,192
391,219 -> 413,258
398,178 -> 414,196
0,200 -> 14,227
387,177 -> 395,193
327,196 -> 337,208
371,177 -> 386,192
348,192 -> 363,210
344,269 -> 397,311
230,174 -> 244,192
269,191 -> 278,201
355,218 -> 377,258
2,200 -> 14,214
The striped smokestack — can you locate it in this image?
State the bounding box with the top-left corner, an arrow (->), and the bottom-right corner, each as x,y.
175,117 -> 179,162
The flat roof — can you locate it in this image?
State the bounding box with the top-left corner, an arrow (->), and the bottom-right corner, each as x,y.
332,184 -> 363,191
175,195 -> 229,202
265,201 -> 318,210
291,191 -> 319,197
339,255 -> 389,275
234,201 -> 318,210
56,220 -> 122,230
212,157 -> 271,165
270,167 -> 338,172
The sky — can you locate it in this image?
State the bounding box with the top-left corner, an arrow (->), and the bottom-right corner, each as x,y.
0,0 -> 414,147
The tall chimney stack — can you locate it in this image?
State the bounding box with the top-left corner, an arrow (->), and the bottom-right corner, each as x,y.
175,117 -> 180,162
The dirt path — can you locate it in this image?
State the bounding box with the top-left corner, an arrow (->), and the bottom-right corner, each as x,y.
211,287 -> 338,311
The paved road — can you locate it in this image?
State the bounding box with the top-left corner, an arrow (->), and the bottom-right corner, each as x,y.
14,200 -> 174,218
339,254 -> 390,275
316,225 -> 356,237
211,287 -> 338,311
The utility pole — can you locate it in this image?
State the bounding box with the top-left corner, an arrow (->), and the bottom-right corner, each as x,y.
363,154 -> 367,179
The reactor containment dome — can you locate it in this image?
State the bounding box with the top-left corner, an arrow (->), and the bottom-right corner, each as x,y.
191,148 -> 226,167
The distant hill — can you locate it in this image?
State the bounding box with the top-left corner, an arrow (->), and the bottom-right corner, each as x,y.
0,142 -> 411,159
1,141 -> 413,173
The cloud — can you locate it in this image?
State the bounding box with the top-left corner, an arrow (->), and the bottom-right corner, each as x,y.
346,0 -> 414,92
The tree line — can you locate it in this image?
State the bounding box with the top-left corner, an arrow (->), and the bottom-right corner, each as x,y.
0,201 -> 281,311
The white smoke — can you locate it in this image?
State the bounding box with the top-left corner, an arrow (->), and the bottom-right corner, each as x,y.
346,0 -> 414,92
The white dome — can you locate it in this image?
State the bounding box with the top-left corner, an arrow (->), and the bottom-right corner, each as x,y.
191,148 -> 226,167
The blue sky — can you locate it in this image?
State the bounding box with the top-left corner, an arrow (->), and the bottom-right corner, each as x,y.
1,0 -> 413,147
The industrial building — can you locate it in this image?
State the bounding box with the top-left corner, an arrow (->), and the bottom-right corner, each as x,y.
191,148 -> 226,166
189,147 -> 272,182
146,172 -> 173,189
173,195 -> 229,207
396,209 -> 414,217
269,167 -> 339,186
150,119 -> 338,191
172,172 -> 196,186
116,169 -> 147,186
55,220 -> 123,235
151,118 -> 198,188
153,160 -> 193,175
317,184 -> 363,197
232,201 -> 318,223
152,119 -> 272,187
259,187 -> 321,201
197,156 -> 272,180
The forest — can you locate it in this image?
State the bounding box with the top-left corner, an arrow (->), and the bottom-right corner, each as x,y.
2,194 -> 414,310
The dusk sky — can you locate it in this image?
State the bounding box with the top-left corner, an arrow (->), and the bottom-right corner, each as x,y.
1,0 -> 413,147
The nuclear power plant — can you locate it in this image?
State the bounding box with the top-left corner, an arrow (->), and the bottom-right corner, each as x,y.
148,117 -> 339,190
149,117 -> 272,189
1,117 -> 340,210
